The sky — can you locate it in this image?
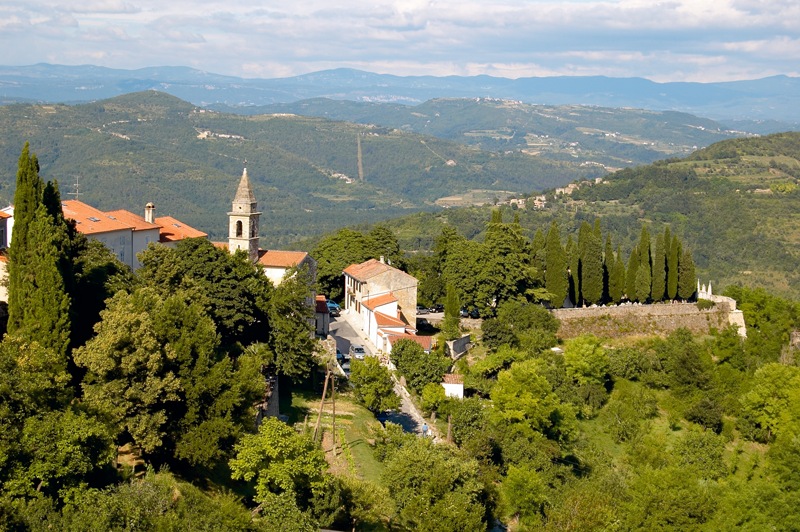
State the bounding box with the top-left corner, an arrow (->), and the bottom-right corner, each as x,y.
1,0 -> 799,83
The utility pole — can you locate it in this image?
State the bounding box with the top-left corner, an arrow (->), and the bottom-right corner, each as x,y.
313,370 -> 331,443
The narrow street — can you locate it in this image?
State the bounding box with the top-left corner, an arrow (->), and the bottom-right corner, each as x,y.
329,311 -> 435,438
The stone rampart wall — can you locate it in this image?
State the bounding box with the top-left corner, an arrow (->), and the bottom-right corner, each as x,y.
552,302 -> 734,339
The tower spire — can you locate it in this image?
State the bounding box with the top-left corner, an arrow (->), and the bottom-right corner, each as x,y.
228,165 -> 261,263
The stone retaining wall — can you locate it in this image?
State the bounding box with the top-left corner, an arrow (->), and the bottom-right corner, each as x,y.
552,302 -> 735,339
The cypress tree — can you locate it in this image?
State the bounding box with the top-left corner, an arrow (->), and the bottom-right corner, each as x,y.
544,222 -> 568,308
636,225 -> 652,302
651,231 -> 667,302
603,235 -> 613,303
626,245 -> 639,302
8,143 -> 45,332
20,205 -> 72,356
531,228 -> 546,286
566,235 -> 579,306
442,282 -> 461,340
580,225 -> 603,305
609,246 -> 625,304
667,235 -> 680,300
678,247 -> 696,301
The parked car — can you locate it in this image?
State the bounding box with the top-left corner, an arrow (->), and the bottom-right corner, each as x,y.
469,307 -> 480,319
428,304 -> 444,313
326,300 -> 341,311
328,306 -> 340,317
349,344 -> 366,360
336,349 -> 345,363
416,305 -> 429,315
460,307 -> 469,318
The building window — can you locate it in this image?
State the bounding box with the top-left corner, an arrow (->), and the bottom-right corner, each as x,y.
236,220 -> 243,237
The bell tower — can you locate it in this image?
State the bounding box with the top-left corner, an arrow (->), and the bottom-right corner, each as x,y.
228,165 -> 261,263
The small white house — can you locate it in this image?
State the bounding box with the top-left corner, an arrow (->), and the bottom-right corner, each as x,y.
442,374 -> 464,399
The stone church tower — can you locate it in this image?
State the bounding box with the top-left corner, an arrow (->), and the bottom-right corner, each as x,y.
228,166 -> 261,263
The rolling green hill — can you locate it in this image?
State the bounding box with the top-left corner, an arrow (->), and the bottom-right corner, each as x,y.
0,91 -> 601,246
221,97 -> 748,167
351,132 -> 800,299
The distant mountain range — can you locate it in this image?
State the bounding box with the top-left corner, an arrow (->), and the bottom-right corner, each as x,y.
2,64 -> 800,126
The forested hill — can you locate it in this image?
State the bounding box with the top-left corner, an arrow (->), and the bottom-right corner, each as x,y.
358,132 -> 800,299
222,97 -> 746,167
0,91 -> 601,246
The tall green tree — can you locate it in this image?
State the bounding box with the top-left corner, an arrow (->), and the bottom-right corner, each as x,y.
530,228 -> 546,287
651,231 -> 667,302
635,225 -> 652,302
609,245 -> 626,304
579,222 -> 603,306
626,245 -> 639,302
678,247 -> 697,301
13,205 -> 72,358
566,235 -> 579,306
442,282 -> 462,340
267,267 -> 317,380
544,222 -> 567,308
349,356 -> 400,413
667,235 -> 680,300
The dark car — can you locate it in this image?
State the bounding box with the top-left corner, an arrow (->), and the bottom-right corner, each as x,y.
469,307 -> 480,319
328,306 -> 340,317
428,304 -> 444,313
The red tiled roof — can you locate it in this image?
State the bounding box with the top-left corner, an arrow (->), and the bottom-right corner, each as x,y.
258,249 -> 308,268
0,211 -> 10,219
443,373 -> 464,385
156,216 -> 208,242
211,241 -> 229,249
388,333 -> 434,351
105,209 -> 159,231
343,258 -> 415,282
374,311 -> 406,328
62,200 -> 133,235
363,293 -> 397,311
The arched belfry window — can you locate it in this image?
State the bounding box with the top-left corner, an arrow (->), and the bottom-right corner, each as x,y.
236,220 -> 243,237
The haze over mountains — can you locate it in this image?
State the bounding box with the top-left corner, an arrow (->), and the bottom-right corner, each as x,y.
2,64 -> 800,128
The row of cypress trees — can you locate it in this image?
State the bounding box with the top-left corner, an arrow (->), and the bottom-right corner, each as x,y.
538,220 -> 696,308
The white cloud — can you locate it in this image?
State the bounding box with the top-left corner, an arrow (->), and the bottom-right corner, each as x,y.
0,0 -> 797,82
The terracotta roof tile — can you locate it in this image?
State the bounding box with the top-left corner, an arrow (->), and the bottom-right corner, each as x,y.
156,216 -> 207,242
388,333 -> 434,351
374,311 -> 406,328
258,249 -> 308,268
0,211 -> 10,219
443,373 -> 464,385
105,209 -> 159,231
343,258 -> 415,282
62,200 -> 133,235
363,293 -> 398,310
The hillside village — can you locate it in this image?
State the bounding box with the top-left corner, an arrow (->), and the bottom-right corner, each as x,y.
1,135 -> 799,531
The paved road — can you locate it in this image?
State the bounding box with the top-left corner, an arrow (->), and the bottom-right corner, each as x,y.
330,311 -> 435,438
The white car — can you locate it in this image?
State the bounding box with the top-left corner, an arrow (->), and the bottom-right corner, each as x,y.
349,344 -> 366,360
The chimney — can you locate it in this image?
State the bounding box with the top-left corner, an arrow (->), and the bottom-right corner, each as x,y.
145,202 -> 155,224
379,255 -> 385,263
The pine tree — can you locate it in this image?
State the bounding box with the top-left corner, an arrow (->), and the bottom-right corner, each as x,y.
651,232 -> 667,302
678,247 -> 697,301
667,235 -> 680,300
626,245 -> 639,302
544,222 -> 567,308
